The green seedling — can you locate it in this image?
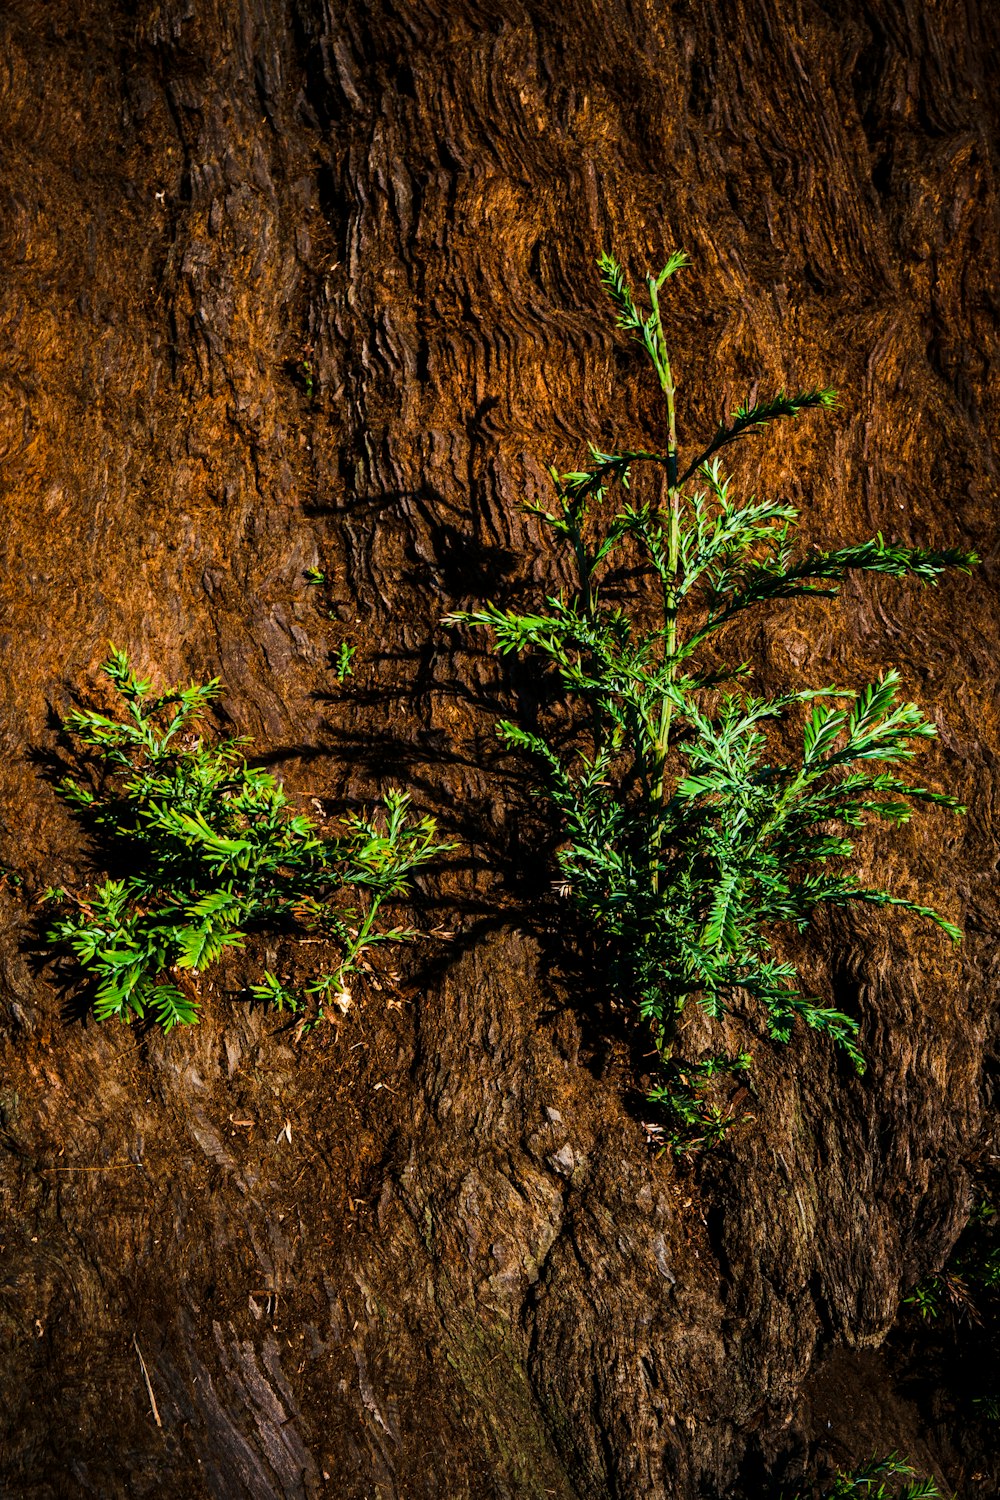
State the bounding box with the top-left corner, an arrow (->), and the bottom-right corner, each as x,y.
448,251 -> 975,1149
46,649 -> 450,1031
332,641 -> 357,683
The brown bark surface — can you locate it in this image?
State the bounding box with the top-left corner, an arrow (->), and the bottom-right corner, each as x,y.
0,2 -> 997,1495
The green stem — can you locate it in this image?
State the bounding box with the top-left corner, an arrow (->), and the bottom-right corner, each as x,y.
647,279 -> 681,892
568,513 -> 603,751
573,530 -> 593,619
340,893 -> 382,983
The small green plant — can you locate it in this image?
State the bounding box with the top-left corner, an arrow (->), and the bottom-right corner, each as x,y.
646,1048 -> 753,1155
298,343 -> 315,402
304,567 -> 326,585
904,1280 -> 944,1321
332,641 -> 357,683
780,1452 -> 942,1499
45,649 -> 449,1031
448,251 -> 975,1148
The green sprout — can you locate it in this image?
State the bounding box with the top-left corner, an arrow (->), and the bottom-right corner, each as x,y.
448,251 -> 976,1150
46,649 -> 451,1032
332,641 -> 357,683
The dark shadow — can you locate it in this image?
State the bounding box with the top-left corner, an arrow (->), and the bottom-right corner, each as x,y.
304,394 -> 530,608
303,479 -> 523,605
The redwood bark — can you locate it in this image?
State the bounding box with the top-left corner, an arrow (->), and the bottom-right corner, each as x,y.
0,2 -> 997,1496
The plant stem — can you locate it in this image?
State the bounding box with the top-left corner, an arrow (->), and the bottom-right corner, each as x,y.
647,279 -> 681,890
341,892 -> 382,982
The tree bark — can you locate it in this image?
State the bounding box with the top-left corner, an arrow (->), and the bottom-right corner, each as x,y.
0,1 -> 997,1495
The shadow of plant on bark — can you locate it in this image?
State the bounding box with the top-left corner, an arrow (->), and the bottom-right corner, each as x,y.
303,469 -> 524,608
302,685 -> 703,1131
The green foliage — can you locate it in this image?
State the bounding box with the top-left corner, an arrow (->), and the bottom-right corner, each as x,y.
781,1453 -> 942,1499
447,252 -> 975,1148
904,1280 -> 944,1321
45,649 -> 449,1031
646,1049 -> 752,1155
332,641 -> 357,683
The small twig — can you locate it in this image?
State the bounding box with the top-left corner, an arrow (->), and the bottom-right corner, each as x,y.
43,1162 -> 145,1172
133,1335 -> 162,1428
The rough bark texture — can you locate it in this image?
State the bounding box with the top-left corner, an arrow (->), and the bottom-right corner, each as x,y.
0,2 -> 997,1495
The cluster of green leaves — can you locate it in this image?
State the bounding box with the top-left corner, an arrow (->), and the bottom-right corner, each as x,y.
448,251 -> 975,1150
780,1453 -> 942,1500
45,650 -> 448,1031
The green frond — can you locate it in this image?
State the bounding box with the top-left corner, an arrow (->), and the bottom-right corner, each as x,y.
652,249 -> 691,287
680,387 -> 837,483
597,252 -> 643,334
701,871 -> 741,951
151,984 -> 200,1032
102,645 -> 152,702
803,703 -> 848,764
